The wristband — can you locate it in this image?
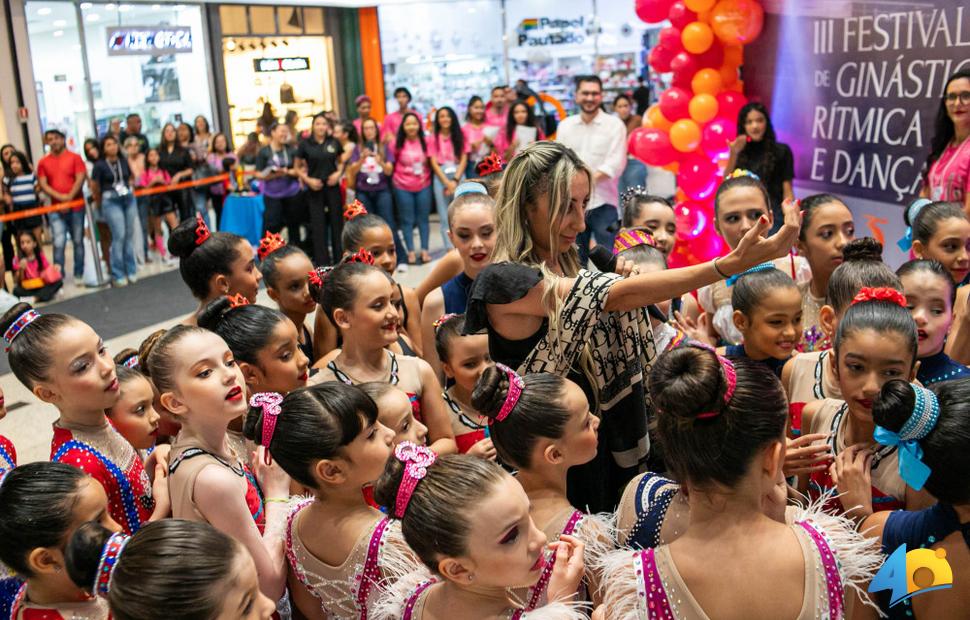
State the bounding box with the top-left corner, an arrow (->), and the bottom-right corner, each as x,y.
265,497 -> 289,504
712,258 -> 730,279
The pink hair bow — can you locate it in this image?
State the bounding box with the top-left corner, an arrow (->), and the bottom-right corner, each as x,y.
393,441 -> 437,518
250,392 -> 283,464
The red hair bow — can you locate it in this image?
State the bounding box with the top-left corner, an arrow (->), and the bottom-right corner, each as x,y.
345,247 -> 375,265
343,200 -> 368,222
257,231 -> 286,261
851,287 -> 907,308
308,267 -> 332,289
475,152 -> 505,177
228,293 -> 250,309
194,213 -> 211,246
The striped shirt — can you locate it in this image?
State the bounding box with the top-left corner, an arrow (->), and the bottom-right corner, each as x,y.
8,174 -> 37,208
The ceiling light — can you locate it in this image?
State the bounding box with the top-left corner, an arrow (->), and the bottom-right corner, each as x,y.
225,39 -> 236,51
37,7 -> 51,15
53,30 -> 64,37
85,13 -> 100,22
80,2 -> 92,9
53,19 -> 66,26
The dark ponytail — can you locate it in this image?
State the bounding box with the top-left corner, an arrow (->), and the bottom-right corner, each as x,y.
167,217 -> 247,301
260,244 -> 308,290
372,454 -> 506,572
66,520 -> 241,620
470,365 -> 571,469
0,302 -> 76,388
826,238 -> 900,313
243,383 -> 377,488
873,378 -> 970,504
648,346 -> 787,490
197,296 -> 288,365
911,200 -> 965,246
0,462 -> 86,576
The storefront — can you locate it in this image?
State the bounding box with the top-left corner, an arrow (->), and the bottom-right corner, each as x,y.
377,0 -> 658,119
22,1 -> 216,151
216,4 -> 337,148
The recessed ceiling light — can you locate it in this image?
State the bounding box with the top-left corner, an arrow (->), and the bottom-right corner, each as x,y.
80,2 -> 92,8
85,13 -> 99,22
53,19 -> 66,26
105,3 -> 116,10
53,30 -> 64,37
37,7 -> 51,15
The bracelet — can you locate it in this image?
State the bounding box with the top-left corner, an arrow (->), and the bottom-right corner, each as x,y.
712,258 -> 730,279
265,497 -> 289,504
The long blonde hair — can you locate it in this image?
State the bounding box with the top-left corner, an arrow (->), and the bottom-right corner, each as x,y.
492,141 -> 591,277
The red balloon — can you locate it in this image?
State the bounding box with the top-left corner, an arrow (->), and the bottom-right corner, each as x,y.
629,127 -> 676,167
668,1 -> 698,29
636,0 -> 675,24
669,52 -> 699,88
649,45 -> 676,73
658,26 -> 684,55
693,41 -> 725,69
688,226 -> 728,262
674,201 -> 709,239
677,154 -> 719,200
717,91 -> 748,122
700,117 -> 737,157
659,87 -> 692,122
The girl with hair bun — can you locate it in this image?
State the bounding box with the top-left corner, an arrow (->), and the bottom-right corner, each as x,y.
149,325 -> 291,600
198,295 -> 310,395
310,255 -> 457,456
243,383 -> 423,619
0,302 -> 168,534
0,462 -> 120,619
167,214 -> 262,325
371,452 -> 588,620
106,350 -> 161,454
0,385 -> 15,475
897,259 -> 970,386
843,377 -> 970,619
795,193 -> 855,351
359,382 -> 429,448
258,232 -> 317,364
65,519 -> 274,620
471,364 -> 613,608
798,287 -> 931,514
597,344 -> 882,620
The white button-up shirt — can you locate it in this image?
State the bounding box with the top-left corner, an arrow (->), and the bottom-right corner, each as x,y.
555,109 -> 628,210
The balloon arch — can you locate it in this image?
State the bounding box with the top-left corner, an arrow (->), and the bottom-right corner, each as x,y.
630,0 -> 764,267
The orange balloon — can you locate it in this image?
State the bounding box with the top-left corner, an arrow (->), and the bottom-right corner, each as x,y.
724,45 -> 744,67
641,114 -> 653,128
681,21 -> 714,54
691,68 -> 723,95
697,9 -> 712,23
674,188 -> 687,201
731,80 -> 745,93
670,119 -> 702,152
720,63 -> 738,87
688,94 -> 719,123
685,0 -> 716,12
711,0 -> 765,45
647,104 -> 673,132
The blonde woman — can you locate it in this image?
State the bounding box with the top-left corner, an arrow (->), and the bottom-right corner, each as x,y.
464,141 -> 801,512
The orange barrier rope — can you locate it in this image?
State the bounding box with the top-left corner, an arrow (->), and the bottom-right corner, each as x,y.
0,172 -> 233,223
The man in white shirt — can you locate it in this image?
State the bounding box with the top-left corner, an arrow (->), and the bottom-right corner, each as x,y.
556,75 -> 628,266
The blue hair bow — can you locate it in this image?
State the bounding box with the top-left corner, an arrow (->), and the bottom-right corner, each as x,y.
726,261 -> 775,287
897,198 -> 932,252
873,383 -> 940,491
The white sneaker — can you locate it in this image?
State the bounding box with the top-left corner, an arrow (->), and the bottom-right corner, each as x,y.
396,263 -> 409,274
127,275 -> 138,284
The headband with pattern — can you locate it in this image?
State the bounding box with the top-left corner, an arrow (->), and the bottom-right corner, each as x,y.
874,383 -> 940,490
257,231 -> 286,261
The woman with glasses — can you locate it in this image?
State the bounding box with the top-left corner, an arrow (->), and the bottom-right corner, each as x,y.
924,70 -> 970,217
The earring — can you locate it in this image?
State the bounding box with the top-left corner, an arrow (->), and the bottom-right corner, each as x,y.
467,574 -> 474,582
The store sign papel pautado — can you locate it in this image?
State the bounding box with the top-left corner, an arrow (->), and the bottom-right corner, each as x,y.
107,27 -> 193,56
517,16 -> 587,47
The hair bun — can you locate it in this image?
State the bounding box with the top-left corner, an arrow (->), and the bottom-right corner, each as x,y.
167,217 -> 200,259
0,301 -> 35,338
470,364 -> 510,421
372,455 -> 407,511
64,521 -> 114,593
872,379 -> 916,434
842,237 -> 883,263
197,296 -> 233,331
649,346 -> 725,421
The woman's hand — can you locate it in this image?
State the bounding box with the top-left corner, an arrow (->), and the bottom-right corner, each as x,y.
326,171 -> 342,187
719,197 -> 800,276
672,310 -> 715,346
829,444 -> 874,522
729,135 -> 747,155
149,461 -> 171,520
613,256 -> 640,279
783,433 -> 833,477
253,447 -> 292,499
546,534 -> 586,604
444,179 -> 457,197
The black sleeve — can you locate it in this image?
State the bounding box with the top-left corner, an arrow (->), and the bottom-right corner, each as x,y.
90,161 -> 107,186
779,143 -> 794,182
295,141 -> 308,162
463,262 -> 543,335
255,147 -> 270,171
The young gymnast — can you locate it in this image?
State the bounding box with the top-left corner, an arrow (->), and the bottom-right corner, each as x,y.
897,259 -> 970,386
197,295 -> 310,395
258,231 -> 317,364
0,462 -> 120,619
471,364 -> 614,608
795,194 -> 855,351
146,325 -> 291,600
309,253 -> 457,455
244,383 -> 424,619
65,519 -> 275,620
0,303 -> 168,534
372,451 -> 589,619
0,385 -> 14,474
420,187 -> 495,378
432,314 -> 494,457
107,351 -> 161,453
168,214 -> 262,325
597,344 -> 882,620
359,382 -> 429,447
619,188 -> 677,257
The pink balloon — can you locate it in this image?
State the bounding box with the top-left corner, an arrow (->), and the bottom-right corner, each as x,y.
717,91 -> 748,122
659,87 -> 691,122
677,154 -> 719,200
636,0 -> 675,24
668,1 -> 698,29
693,41 -> 725,69
669,52 -> 698,88
674,201 -> 708,239
689,227 -> 727,262
658,26 -> 684,55
649,44 -> 676,73
700,117 -> 738,157
629,127 -> 676,167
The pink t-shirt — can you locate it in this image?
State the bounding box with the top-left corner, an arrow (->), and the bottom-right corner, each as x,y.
381,109 -> 418,143
485,105 -> 507,128
928,138 -> 970,202
494,125 -> 545,158
353,117 -> 381,138
391,138 -> 431,192
427,133 -> 469,166
138,168 -> 171,188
